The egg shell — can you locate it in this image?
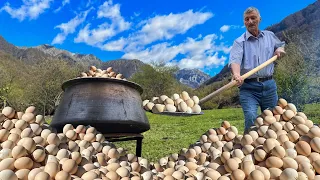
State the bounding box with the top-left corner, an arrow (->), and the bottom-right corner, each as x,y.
277,98 -> 287,108
225,158 -> 239,172
21,113 -> 35,123
35,115 -> 45,125
269,168 -> 282,179
55,171 -> 71,180
296,141 -> 311,156
163,98 -> 174,106
311,137 -> 320,152
32,148 -> 46,163
82,171 -> 99,179
1,140 -> 15,149
256,167 -> 270,180
241,161 -> 255,177
271,145 -> 285,158
255,117 -> 264,127
62,159 -> 78,174
282,157 -> 298,170
3,120 -> 15,130
254,148 -> 267,162
152,104 -> 165,113
164,104 -> 177,112
282,110 -> 295,121
263,115 -> 276,125
248,170 -> 264,180
15,169 -> 30,180
14,157 -> 33,170
178,101 -> 188,112
191,104 -> 201,113
0,169 -> 18,180
144,102 -> 155,111
28,168 -> 42,180
159,95 -> 168,104
0,158 -> 15,171
44,162 -> 60,178
0,148 -> 12,160
2,107 -> 15,119
287,149 -> 298,162
34,172 -> 51,180
181,91 -> 190,101
272,106 -> 283,115
279,168 -> 298,180
185,99 -> 195,107
266,156 -> 283,168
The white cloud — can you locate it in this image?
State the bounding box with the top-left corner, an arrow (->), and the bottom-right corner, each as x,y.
74,0 -> 130,46
101,38 -> 126,51
103,10 -> 213,52
52,8 -> 91,44
54,0 -> 70,13
220,25 -> 241,33
97,0 -> 121,19
121,34 -> 230,69
0,0 -> 53,21
75,23 -> 118,45
220,25 -> 230,32
178,52 -> 226,69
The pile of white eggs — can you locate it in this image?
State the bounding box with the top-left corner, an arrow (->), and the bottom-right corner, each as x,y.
78,66 -> 126,80
0,106 -> 152,180
143,91 -> 202,114
1,97 -> 319,180
150,98 -> 320,180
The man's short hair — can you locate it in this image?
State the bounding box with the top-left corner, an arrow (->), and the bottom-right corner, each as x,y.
244,7 -> 261,18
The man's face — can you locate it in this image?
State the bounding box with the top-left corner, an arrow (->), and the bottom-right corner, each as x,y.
244,11 -> 261,33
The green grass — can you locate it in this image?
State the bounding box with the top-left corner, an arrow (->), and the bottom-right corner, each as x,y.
114,108 -> 245,162
113,104 -> 320,162
303,103 -> 320,122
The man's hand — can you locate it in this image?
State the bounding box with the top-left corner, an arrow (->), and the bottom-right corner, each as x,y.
232,74 -> 243,86
274,47 -> 286,58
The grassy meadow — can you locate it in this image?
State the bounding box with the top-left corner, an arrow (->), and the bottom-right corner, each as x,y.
112,103 -> 320,163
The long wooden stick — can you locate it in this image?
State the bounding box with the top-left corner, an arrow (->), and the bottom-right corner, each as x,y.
199,55 -> 278,105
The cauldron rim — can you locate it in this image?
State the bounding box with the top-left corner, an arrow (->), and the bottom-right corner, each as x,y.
61,77 -> 143,94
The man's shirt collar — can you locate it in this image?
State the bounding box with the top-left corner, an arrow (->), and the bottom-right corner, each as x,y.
245,30 -> 264,40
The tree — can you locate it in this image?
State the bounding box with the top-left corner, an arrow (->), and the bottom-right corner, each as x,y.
25,58 -> 81,115
0,51 -> 30,110
129,62 -> 191,100
274,42 -> 309,111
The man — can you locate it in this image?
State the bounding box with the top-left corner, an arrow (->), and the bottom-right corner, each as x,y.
228,7 -> 286,133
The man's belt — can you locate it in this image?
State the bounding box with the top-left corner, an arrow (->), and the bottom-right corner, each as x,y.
244,76 -> 273,83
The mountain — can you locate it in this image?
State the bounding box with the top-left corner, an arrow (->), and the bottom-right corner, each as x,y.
0,35 -> 208,87
201,65 -> 230,87
266,0 -> 320,74
203,1 -> 320,87
0,36 -> 48,64
33,44 -> 102,67
175,69 -> 210,88
101,59 -> 146,79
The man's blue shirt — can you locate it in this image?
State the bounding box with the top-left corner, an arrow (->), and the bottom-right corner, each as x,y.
228,30 -> 285,78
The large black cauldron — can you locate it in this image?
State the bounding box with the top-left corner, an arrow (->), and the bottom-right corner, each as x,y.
51,78 -> 150,134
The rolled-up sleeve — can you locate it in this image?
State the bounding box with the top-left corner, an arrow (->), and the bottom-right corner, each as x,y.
270,32 -> 285,49
228,40 -> 243,67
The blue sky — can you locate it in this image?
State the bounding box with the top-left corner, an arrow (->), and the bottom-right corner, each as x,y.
0,0 -> 316,76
